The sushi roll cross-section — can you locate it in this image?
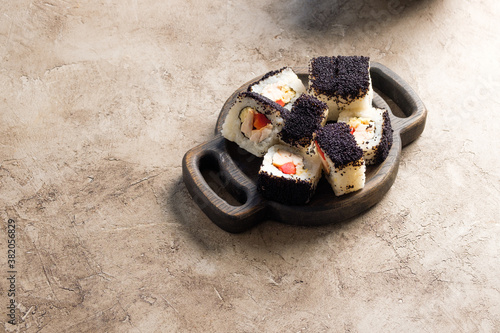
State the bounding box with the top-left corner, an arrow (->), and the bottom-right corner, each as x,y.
338,107 -> 394,165
222,91 -> 288,157
278,94 -> 329,154
308,56 -> 373,121
315,123 -> 366,196
257,145 -> 322,205
248,67 -> 306,110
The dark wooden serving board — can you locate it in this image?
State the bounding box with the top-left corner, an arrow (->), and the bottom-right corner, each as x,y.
182,63 -> 427,233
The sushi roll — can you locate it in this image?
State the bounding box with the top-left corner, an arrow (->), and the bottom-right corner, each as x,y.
221,91 -> 287,157
338,107 -> 393,165
278,94 -> 329,154
248,67 -> 306,110
308,56 -> 373,121
315,123 -> 366,196
257,144 -> 322,205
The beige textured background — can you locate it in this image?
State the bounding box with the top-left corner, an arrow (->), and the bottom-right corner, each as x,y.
1,0 -> 499,332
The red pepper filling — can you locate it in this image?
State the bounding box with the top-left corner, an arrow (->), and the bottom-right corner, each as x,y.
279,162 -> 296,175
315,141 -> 326,160
253,113 -> 271,130
315,141 -> 330,175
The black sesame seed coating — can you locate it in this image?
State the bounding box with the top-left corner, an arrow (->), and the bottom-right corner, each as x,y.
247,67 -> 289,91
257,171 -> 316,205
236,91 -> 288,117
279,94 -> 328,147
316,123 -> 363,166
373,109 -> 393,164
309,56 -> 370,100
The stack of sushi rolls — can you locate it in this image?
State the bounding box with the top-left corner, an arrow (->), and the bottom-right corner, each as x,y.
308,56 -> 373,121
278,94 -> 329,155
257,144 -> 322,205
248,67 -> 306,110
221,91 -> 287,157
221,55 -> 393,203
337,107 -> 393,165
315,123 -> 366,196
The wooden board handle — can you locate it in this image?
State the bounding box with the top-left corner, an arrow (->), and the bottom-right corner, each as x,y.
370,62 -> 427,147
182,136 -> 267,233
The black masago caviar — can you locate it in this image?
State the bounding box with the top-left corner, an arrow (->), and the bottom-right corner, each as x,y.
316,123 -> 363,166
279,94 -> 327,148
309,56 -> 370,100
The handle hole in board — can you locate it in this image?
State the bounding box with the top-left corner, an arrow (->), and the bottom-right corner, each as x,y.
374,87 -> 408,119
199,153 -> 247,206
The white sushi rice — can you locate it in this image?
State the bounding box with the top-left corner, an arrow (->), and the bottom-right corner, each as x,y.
322,156 -> 366,196
338,107 -> 385,165
221,93 -> 285,157
249,67 -> 306,110
260,144 -> 322,184
309,77 -> 373,121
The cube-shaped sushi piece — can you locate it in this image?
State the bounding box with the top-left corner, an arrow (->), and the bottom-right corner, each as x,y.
248,67 -> 306,110
278,94 -> 328,154
308,56 -> 373,121
315,123 -> 366,196
257,144 -> 322,205
338,107 -> 393,165
221,91 -> 287,157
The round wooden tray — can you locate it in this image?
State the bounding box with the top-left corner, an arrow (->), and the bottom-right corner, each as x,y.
182,62 -> 427,233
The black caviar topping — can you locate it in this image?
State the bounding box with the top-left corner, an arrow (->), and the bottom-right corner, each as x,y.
374,109 -> 393,164
279,94 -> 327,147
236,91 -> 288,116
309,56 -> 370,100
247,67 -> 289,91
316,122 -> 363,166
257,171 -> 315,205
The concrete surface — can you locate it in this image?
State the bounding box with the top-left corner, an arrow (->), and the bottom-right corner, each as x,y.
1,0 -> 499,332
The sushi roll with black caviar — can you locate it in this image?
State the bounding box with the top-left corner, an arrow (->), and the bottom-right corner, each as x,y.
248,67 -> 306,110
278,94 -> 329,154
315,123 -> 366,196
308,56 -> 373,121
222,91 -> 287,157
338,107 -> 393,165
257,144 -> 322,205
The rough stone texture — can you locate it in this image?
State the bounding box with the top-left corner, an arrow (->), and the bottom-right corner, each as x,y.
1,0 -> 499,332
